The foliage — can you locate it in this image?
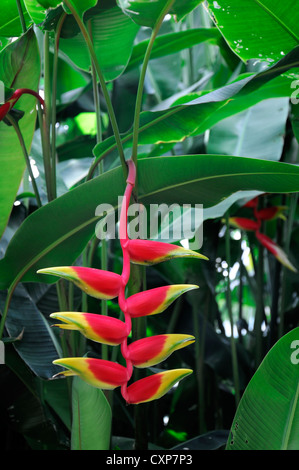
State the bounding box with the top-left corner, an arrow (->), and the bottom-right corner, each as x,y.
0,0 -> 298,451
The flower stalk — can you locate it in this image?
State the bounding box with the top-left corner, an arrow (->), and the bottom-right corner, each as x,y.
39,159 -> 208,404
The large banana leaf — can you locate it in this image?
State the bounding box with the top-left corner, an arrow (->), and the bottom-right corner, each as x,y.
93,45 -> 299,164
0,155 -> 299,289
207,0 -> 299,64
0,29 -> 41,240
226,328 -> 299,450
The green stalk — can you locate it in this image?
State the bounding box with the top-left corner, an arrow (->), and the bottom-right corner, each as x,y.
5,114 -> 42,208
43,32 -> 55,202
225,212 -> 240,408
62,0 -> 126,176
16,0 -> 27,34
131,0 -> 175,165
87,18 -> 109,362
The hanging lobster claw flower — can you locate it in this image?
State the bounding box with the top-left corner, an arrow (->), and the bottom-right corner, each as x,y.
37,266 -> 122,299
255,231 -> 297,272
128,334 -> 195,368
125,369 -> 192,404
53,357 -> 128,390
50,312 -> 128,345
227,217 -> 260,231
126,284 -> 198,318
127,239 -> 208,265
255,206 -> 286,221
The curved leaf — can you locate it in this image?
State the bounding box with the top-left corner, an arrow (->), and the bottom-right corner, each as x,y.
126,28 -> 221,73
117,0 -> 203,27
226,328 -> 299,450
0,284 -> 60,379
71,376 -> 112,450
93,45 -> 299,164
0,155 -> 299,288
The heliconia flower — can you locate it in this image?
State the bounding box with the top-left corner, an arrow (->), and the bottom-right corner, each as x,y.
127,239 -> 208,265
126,284 -> 198,318
53,357 -> 129,390
255,231 -> 297,272
227,217 -> 260,231
37,266 -> 122,299
125,369 -> 193,404
255,206 -> 286,221
49,312 -> 128,345
127,334 -> 195,368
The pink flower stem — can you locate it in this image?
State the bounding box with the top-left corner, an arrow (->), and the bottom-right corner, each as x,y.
118,159 -> 136,402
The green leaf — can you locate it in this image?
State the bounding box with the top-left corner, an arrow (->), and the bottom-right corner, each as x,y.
92,45 -> 299,165
93,73 -> 294,165
0,284 -> 60,379
207,0 -> 299,64
34,0 -> 98,19
24,0 -> 48,25
126,28 -> 221,73
71,376 -> 112,450
1,155 -> 299,288
117,0 -> 204,28
207,97 -> 289,161
0,0 -> 31,36
226,327 -> 299,450
62,0 -> 98,19
0,29 -> 41,240
58,3 -> 139,81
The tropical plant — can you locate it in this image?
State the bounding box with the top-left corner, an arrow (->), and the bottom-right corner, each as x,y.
0,0 -> 298,451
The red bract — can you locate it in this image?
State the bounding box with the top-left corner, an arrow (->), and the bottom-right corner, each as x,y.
255,206 -> 286,221
127,239 -> 208,265
50,312 -> 128,345
126,284 -> 198,318
45,158 -> 208,405
128,334 -> 195,368
255,231 -> 297,272
227,196 -> 296,272
125,369 -> 193,404
38,266 -> 122,299
228,217 -> 260,231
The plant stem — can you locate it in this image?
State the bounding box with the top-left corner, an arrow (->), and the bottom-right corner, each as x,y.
131,0 -> 175,165
255,239 -> 264,368
62,0 -> 126,176
5,114 -> 42,207
16,0 -> 27,33
225,212 -> 240,408
87,20 -> 102,145
51,12 -> 67,200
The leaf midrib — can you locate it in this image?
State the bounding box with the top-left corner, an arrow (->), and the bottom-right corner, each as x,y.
281,378 -> 299,449
253,0 -> 299,43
